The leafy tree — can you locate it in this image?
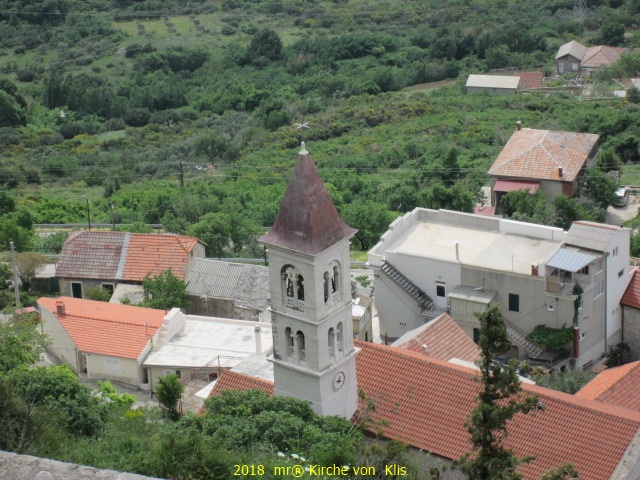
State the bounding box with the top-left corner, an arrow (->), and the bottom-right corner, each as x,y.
551,195 -> 588,230
594,22 -> 626,46
0,317 -> 48,374
9,364 -> 106,437
187,212 -> 232,258
457,304 -> 539,480
500,190 -> 552,225
15,252 -> 46,291
584,168 -> 617,210
246,28 -> 283,64
142,269 -> 188,310
156,373 -> 185,420
341,200 -> 394,251
0,91 -> 26,128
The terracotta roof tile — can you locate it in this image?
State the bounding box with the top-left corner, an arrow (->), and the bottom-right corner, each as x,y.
622,269 -> 640,309
209,342 -> 640,480
514,72 -> 544,89
392,313 -> 481,363
576,361 -> 640,411
57,231 -> 201,282
582,46 -> 624,69
38,297 -> 165,359
489,128 -> 599,182
260,146 -> 356,255
473,205 -> 495,216
56,231 -> 125,279
123,234 -> 199,281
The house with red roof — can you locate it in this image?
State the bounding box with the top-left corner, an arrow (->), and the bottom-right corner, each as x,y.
391,313 -> 481,363
581,45 -> 624,78
56,231 -> 205,300
621,268 -> 640,359
576,360 -> 640,411
38,296 -> 183,386
488,121 -> 599,207
555,40 -> 624,78
198,142 -> 640,479
205,341 -> 640,480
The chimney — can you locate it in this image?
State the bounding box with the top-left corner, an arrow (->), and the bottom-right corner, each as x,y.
55,300 -> 66,315
558,166 -> 564,177
255,325 -> 262,354
516,120 -> 522,131
531,264 -> 538,276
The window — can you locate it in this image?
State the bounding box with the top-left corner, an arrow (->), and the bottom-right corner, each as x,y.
436,284 -> 446,297
618,269 -> 624,278
473,328 -> 480,344
508,293 -> 520,312
101,284 -> 114,295
336,322 -> 344,353
297,331 -> 305,360
595,280 -> 605,298
578,265 -> 589,275
613,247 -> 619,257
328,327 -> 335,357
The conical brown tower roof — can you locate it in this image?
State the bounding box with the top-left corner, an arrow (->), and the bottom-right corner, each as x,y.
260,144 -> 356,256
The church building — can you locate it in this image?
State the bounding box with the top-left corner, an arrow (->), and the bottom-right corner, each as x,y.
259,142 -> 359,419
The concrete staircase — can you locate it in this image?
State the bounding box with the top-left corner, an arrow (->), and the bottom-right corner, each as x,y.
381,261 -> 434,310
506,323 -> 545,358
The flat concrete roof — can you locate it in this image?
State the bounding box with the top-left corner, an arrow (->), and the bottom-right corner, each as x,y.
143,316 -> 273,369
384,215 -> 562,275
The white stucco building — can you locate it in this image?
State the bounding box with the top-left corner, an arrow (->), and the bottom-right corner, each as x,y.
368,209 -> 632,367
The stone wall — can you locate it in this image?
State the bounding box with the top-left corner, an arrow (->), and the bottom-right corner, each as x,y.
0,451 -> 162,480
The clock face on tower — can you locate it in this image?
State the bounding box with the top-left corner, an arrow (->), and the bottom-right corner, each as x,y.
332,371 -> 346,391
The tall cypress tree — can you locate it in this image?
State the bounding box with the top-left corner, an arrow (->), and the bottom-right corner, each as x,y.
457,304 -> 539,480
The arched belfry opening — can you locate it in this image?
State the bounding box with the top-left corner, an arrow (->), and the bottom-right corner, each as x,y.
282,265 -> 304,311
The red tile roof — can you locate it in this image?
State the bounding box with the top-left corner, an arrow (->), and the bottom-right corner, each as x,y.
57,231 -> 201,281
622,269 -> 640,309
123,234 -> 199,281
493,179 -> 540,194
514,71 -> 544,89
209,342 -> 640,480
260,146 -> 356,255
56,231 -> 125,280
582,46 -> 624,69
576,361 -> 640,411
38,297 -> 165,359
489,128 -> 599,182
393,313 -> 481,363
473,205 -> 495,216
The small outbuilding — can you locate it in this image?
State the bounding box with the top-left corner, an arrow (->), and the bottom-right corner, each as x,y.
466,74 -> 520,95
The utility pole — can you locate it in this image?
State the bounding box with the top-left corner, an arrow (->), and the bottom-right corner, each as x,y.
86,199 -> 91,231
10,242 -> 20,308
179,161 -> 184,189
574,0 -> 587,20
110,203 -> 116,231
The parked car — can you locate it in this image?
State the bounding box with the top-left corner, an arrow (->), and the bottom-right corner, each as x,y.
614,187 -> 629,207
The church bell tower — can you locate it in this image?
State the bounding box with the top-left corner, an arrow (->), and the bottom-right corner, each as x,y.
260,143 -> 358,418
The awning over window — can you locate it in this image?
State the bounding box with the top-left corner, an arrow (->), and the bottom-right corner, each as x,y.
546,248 -> 597,273
493,179 -> 540,194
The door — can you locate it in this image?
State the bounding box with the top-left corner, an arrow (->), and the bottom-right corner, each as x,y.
435,282 -> 447,309
71,282 -> 82,298
558,62 -> 564,74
